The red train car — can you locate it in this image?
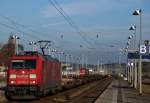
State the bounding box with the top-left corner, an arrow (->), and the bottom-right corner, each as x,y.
5,51 -> 61,99
79,68 -> 89,76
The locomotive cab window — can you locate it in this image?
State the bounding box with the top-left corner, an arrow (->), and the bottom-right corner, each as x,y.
11,60 -> 36,69
11,60 -> 24,69
25,60 -> 36,69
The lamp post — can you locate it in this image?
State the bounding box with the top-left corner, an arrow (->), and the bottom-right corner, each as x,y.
46,46 -> 52,56
65,54 -> 68,67
129,25 -> 137,89
129,25 -> 136,49
85,55 -> 87,68
80,45 -> 84,68
51,49 -> 57,58
126,39 -> 131,83
100,57 -> 103,74
97,59 -> 100,74
128,35 -> 135,86
124,47 -> 128,81
64,53 -> 68,77
48,47 -> 52,56
131,62 -> 134,86
76,57 -> 80,73
11,35 -> 20,55
69,54 -> 73,67
59,51 -> 64,62
29,41 -> 37,51
133,9 -> 142,94
119,48 -> 124,77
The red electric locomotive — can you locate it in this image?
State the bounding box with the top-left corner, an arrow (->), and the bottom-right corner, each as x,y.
5,51 -> 61,99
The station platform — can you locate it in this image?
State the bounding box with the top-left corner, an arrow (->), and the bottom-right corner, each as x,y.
95,79 -> 150,103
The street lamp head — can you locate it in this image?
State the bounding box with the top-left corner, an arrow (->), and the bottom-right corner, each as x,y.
29,41 -> 33,45
132,9 -> 141,15
128,35 -> 133,40
46,46 -> 49,49
16,36 -> 20,39
128,37 -> 130,40
127,41 -> 130,45
29,42 -> 32,45
124,48 -> 127,52
11,36 -> 14,39
11,35 -> 20,39
11,35 -> 15,39
29,41 -> 36,45
33,42 -> 37,45
52,49 -> 55,52
129,25 -> 136,30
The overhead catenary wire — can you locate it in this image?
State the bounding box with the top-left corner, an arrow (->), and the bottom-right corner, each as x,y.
0,15 -> 56,47
0,21 -> 66,55
0,14 -> 57,42
0,14 -> 73,52
52,0 -> 113,48
0,22 -> 39,41
0,15 -> 79,56
0,1 -> 102,50
49,1 -> 130,48
0,14 -> 43,40
48,0 -> 96,49
0,22 -> 32,48
0,14 -> 26,27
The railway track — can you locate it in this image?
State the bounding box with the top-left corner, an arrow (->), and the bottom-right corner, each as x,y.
4,77 -> 112,103
35,77 -> 112,103
70,77 -> 112,103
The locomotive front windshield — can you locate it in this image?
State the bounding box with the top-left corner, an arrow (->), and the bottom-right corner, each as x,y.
11,60 -> 36,69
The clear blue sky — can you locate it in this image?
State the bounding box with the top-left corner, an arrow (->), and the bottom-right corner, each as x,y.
0,0 -> 150,64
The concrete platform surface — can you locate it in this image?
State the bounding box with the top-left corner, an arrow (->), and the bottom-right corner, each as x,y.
95,79 -> 150,103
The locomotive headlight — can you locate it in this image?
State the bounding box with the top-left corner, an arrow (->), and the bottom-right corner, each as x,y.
10,80 -> 16,84
10,74 -> 16,78
32,81 -> 36,84
29,74 -> 36,78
